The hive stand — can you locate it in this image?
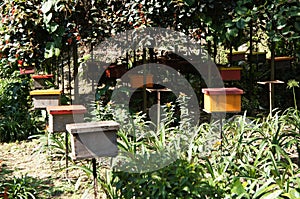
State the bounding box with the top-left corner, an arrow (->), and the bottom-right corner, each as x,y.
66,121 -> 120,198
46,105 -> 87,177
146,88 -> 172,131
202,87 -> 244,152
30,89 -> 61,109
257,80 -> 284,117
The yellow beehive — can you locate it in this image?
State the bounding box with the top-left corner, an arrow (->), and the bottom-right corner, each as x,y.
30,89 -> 62,109
202,87 -> 243,113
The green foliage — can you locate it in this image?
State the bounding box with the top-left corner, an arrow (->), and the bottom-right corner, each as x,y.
111,108 -> 300,198
287,79 -> 299,110
34,94 -> 300,198
0,174 -> 52,199
0,163 -> 54,199
0,74 -> 39,142
112,159 -> 224,199
222,111 -> 300,198
0,0 -> 43,70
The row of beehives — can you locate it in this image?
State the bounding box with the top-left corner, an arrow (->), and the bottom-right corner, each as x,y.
29,84 -> 244,132
30,88 -> 119,160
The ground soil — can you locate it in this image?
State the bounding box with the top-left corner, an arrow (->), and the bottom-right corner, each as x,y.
0,138 -> 107,198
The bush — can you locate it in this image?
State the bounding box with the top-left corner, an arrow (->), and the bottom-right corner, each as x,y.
0,73 -> 39,142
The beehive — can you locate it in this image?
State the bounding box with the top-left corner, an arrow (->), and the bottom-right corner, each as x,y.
30,89 -> 61,109
46,105 -> 87,133
227,51 -> 246,62
247,52 -> 266,63
129,74 -> 153,88
219,67 -> 242,81
32,74 -> 54,89
267,56 -> 293,70
66,121 -> 119,160
202,87 -> 243,113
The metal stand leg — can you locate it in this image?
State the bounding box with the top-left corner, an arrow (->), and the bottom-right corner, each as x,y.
157,91 -> 161,132
268,83 -> 272,117
92,158 -> 98,199
219,113 -> 223,152
65,131 -> 68,178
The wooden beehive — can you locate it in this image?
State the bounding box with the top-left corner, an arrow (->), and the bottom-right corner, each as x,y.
19,66 -> 35,75
219,67 -> 242,81
30,89 -> 61,109
106,64 -> 127,78
46,105 -> 87,133
202,87 -> 243,113
129,74 -> 153,88
247,52 -> 266,63
267,56 -> 293,70
227,51 -> 246,62
32,74 -> 54,89
66,121 -> 119,160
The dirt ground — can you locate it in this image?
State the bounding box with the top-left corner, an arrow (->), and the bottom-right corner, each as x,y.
0,139 -> 104,198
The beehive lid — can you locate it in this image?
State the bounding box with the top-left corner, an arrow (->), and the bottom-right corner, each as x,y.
219,67 -> 242,71
47,105 -> 87,115
30,89 -> 61,96
227,51 -> 246,55
32,74 -> 54,79
266,56 -> 293,61
202,87 -> 244,95
248,52 -> 266,55
66,121 -> 120,134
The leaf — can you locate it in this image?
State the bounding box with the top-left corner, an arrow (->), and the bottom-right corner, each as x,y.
295,22 -> 300,31
54,48 -> 60,57
245,16 -> 252,23
272,35 -> 282,42
206,36 -> 214,42
44,13 -> 53,24
41,1 -> 53,14
236,6 -> 248,16
183,186 -> 190,192
226,28 -> 239,41
48,22 -> 59,33
54,1 -> 64,12
231,179 -> 246,196
236,18 -> 246,29
225,21 -> 234,28
260,190 -> 283,199
277,24 -> 286,30
185,0 -> 195,6
253,179 -> 275,198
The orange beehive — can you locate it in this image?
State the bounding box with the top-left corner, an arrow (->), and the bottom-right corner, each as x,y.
202,87 -> 244,113
129,74 -> 153,88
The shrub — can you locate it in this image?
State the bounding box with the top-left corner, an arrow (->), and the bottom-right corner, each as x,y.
0,73 -> 39,142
